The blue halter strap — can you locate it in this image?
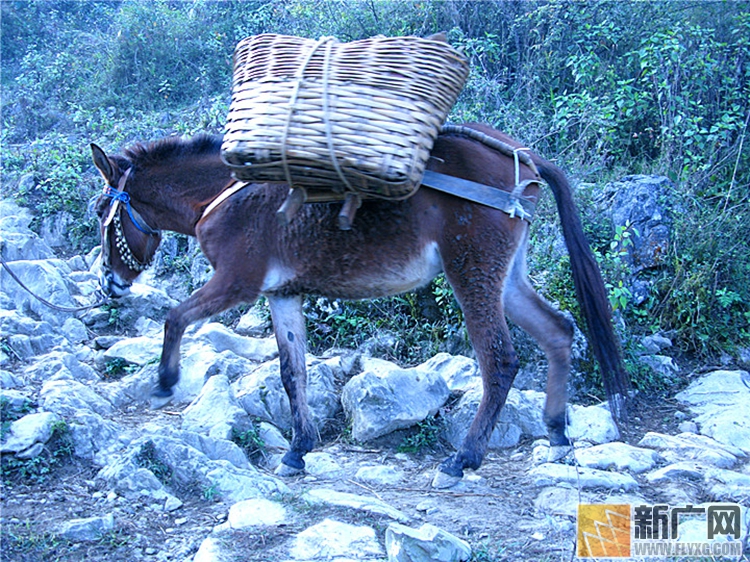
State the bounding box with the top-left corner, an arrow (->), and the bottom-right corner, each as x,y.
102,184 -> 159,236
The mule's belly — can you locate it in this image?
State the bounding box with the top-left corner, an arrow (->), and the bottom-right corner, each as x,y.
261,241 -> 443,299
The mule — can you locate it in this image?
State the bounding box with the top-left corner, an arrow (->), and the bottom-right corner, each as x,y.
90,123 -> 628,487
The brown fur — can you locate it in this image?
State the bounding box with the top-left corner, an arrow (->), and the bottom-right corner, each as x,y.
90,124 -> 627,480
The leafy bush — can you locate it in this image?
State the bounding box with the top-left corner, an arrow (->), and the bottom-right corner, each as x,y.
231,423 -> 267,463
1,0 -> 749,385
134,440 -> 172,485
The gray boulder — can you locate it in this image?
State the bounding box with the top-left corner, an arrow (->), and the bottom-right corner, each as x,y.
341,357 -> 450,442
606,174 -> 674,273
303,488 -> 410,522
638,431 -> 743,468
0,259 -> 79,326
41,379 -> 113,417
192,322 -> 277,363
181,374 -> 252,440
0,411 -> 60,454
233,355 -> 340,433
422,352 -> 479,392
443,384 -> 546,449
224,497 -> 289,529
67,410 -> 131,465
288,518 -> 383,561
528,463 -> 639,490
58,513 -> 115,541
97,434 -> 289,506
0,200 -> 55,261
386,522 -> 471,562
567,402 -> 620,444
675,370 -> 750,453
574,441 -> 659,474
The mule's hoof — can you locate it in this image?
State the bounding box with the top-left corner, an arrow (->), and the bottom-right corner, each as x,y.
150,386 -> 174,409
275,462 -> 304,477
432,470 -> 462,489
548,444 -> 573,463
152,386 -> 174,398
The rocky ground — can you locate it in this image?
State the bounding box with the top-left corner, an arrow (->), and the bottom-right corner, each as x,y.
2,198 -> 750,562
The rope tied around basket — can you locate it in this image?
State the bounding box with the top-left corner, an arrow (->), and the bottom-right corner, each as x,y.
281,36 -> 357,201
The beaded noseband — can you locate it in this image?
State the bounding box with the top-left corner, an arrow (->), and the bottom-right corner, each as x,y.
101,168 -> 160,273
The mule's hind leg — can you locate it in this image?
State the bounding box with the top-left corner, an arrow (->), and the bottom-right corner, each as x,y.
154,271 -> 257,397
435,260 -> 520,487
503,237 -> 574,461
267,294 -> 317,476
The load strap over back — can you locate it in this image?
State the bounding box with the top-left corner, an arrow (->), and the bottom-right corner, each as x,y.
204,124 -> 539,227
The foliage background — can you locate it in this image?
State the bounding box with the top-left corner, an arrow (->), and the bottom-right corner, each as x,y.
2,0 -> 749,392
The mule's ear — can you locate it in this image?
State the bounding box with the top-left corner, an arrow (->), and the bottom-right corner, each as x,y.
427,31 -> 448,43
91,143 -> 115,184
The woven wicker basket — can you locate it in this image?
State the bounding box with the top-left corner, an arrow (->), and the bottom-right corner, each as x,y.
221,33 -> 469,200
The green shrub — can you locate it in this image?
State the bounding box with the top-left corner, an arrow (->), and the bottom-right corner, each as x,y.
1,0 -> 749,388
134,440 -> 172,485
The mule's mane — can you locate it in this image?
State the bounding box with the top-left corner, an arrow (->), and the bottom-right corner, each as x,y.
123,134 -> 222,169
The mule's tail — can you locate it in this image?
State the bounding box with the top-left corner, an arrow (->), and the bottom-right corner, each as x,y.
533,157 -> 629,420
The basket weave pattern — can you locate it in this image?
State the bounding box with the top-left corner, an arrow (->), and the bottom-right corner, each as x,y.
221,34 -> 469,199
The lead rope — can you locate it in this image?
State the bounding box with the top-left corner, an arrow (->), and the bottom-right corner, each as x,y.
568,409 -> 582,562
0,254 -> 108,313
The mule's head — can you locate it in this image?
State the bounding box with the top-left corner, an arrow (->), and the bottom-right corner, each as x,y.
90,144 -> 162,297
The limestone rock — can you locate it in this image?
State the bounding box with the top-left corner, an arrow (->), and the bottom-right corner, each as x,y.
0,200 -> 55,261
226,498 -> 288,529
444,384 -> 546,450
181,374 -> 251,440
567,402 -> 620,444
645,461 -> 706,483
234,355 -> 340,433
303,452 -> 345,479
58,513 -> 115,541
606,174 -> 674,273
41,379 -> 113,417
97,435 -> 289,506
704,467 -> 750,502
574,442 -> 659,474
193,322 -> 278,363
193,536 -> 230,562
0,411 -> 59,454
341,357 -> 450,442
102,335 -> 163,367
638,431 -> 743,468
355,465 -> 404,486
676,370 -> 750,453
528,463 -> 639,490
303,488 -> 410,522
68,410 -> 130,464
422,353 -> 479,392
386,522 -> 471,562
288,519 -> 383,561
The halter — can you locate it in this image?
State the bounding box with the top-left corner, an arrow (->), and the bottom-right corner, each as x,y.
100,168 -> 160,273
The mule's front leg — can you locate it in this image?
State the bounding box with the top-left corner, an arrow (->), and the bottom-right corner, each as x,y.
268,294 -> 317,476
153,273 -> 253,398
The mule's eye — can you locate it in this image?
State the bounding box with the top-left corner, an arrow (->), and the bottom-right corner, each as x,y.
95,197 -> 109,218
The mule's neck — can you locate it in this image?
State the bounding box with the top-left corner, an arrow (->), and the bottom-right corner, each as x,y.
130,153 -> 233,236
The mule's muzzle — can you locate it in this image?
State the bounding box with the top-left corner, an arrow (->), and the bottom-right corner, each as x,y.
98,268 -> 132,298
